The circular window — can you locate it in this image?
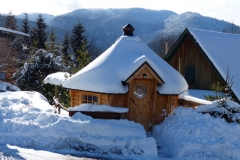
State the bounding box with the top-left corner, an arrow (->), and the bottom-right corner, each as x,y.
134,84 -> 147,99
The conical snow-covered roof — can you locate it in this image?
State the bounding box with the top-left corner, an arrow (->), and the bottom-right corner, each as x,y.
63,27 -> 188,94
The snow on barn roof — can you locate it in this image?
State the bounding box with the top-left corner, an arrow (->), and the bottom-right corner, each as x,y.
187,28 -> 240,101
63,27 -> 188,95
0,27 -> 30,37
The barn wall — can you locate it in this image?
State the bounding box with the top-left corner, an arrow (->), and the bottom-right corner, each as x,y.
0,35 -> 23,84
168,36 -> 224,90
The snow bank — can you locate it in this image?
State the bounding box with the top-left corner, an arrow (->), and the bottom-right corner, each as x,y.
0,91 -> 157,159
0,91 -> 54,112
152,107 -> 240,159
43,72 -> 70,86
0,81 -> 20,92
68,104 -> 129,113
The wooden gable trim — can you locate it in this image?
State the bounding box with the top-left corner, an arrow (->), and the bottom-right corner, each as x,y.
164,28 -> 189,61
125,62 -> 164,84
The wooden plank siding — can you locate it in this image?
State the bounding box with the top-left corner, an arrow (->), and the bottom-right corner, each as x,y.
68,64 -> 179,131
154,95 -> 178,125
70,90 -> 128,109
168,36 -> 224,90
69,90 -> 178,130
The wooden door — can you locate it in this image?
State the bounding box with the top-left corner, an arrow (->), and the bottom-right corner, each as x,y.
129,79 -> 156,131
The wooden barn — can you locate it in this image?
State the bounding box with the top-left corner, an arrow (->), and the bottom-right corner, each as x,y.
164,28 -> 240,103
63,24 -> 188,131
0,27 -> 30,83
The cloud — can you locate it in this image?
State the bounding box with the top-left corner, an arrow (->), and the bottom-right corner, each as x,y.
54,0 -> 83,14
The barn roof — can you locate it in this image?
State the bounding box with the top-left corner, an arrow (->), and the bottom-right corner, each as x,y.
63,26 -> 188,95
165,28 -> 240,101
0,27 -> 30,37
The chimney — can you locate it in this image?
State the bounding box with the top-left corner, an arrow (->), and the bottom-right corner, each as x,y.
122,23 -> 134,36
165,40 -> 168,55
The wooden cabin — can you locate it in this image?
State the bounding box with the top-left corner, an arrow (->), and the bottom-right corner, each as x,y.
63,24 -> 188,131
164,28 -> 240,103
0,27 -> 30,83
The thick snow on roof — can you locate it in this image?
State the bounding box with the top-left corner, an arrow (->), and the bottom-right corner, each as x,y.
0,27 -> 30,37
43,72 -> 70,86
179,91 -> 212,105
63,36 -> 188,94
188,28 -> 240,101
68,104 -> 129,113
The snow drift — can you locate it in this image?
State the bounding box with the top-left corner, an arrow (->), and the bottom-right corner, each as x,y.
0,91 -> 157,159
153,107 -> 240,159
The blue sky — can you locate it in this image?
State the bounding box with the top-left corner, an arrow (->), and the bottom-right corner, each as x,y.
1,0 -> 240,25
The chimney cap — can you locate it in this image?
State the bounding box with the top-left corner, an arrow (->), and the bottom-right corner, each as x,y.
122,23 -> 134,36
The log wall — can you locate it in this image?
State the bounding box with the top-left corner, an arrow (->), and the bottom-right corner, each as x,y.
154,95 -> 178,125
69,89 -> 178,127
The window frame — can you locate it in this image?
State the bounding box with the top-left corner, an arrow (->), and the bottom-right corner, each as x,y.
82,94 -> 98,104
185,66 -> 195,83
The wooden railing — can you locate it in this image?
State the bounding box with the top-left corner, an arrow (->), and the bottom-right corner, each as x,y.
53,96 -> 67,114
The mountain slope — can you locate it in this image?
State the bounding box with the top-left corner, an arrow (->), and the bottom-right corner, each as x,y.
49,8 -> 177,48
13,8 -> 240,51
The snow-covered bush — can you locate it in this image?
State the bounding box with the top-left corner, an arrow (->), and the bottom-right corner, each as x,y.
13,49 -> 69,90
203,68 -> 240,123
197,100 -> 240,123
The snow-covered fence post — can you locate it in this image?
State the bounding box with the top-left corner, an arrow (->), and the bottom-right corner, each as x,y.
43,72 -> 70,113
58,93 -> 61,114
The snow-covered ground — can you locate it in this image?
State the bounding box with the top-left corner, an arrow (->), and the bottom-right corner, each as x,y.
1,80 -> 240,159
153,106 -> 240,160
0,91 -> 157,160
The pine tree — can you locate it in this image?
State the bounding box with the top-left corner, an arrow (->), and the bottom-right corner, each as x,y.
19,13 -> 31,61
62,32 -> 70,59
4,11 -> 18,30
70,22 -> 87,60
30,14 -> 48,49
21,13 -> 30,34
48,29 -> 56,53
71,43 -> 91,73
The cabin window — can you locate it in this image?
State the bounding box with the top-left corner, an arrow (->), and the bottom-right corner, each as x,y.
143,73 -> 147,78
134,84 -> 147,99
185,67 -> 195,83
82,95 -> 98,104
